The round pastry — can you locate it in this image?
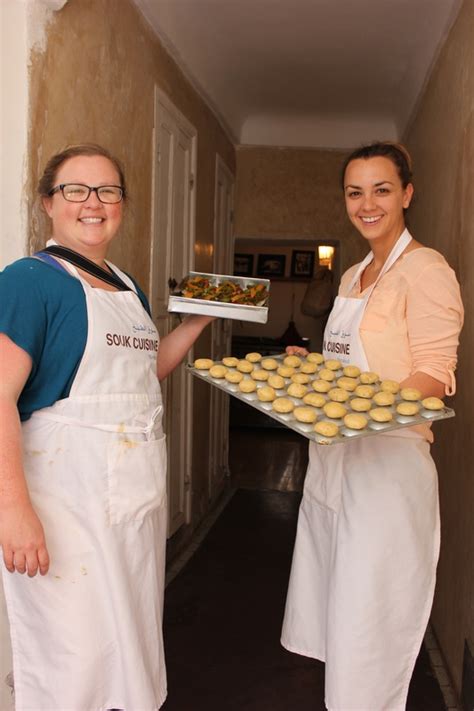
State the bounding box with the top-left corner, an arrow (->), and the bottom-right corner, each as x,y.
307,352 -> 325,365
272,397 -> 294,414
251,369 -> 269,381
303,392 -> 326,408
261,357 -> 279,371
277,365 -> 295,378
396,401 -> 420,416
257,386 -> 276,402
323,402 -> 347,419
400,387 -> 422,402
312,379 -> 332,393
344,413 -> 368,430
239,378 -> 257,393
350,397 -> 372,412
225,370 -> 243,384
292,373 -> 311,384
245,352 -> 262,363
237,359 -> 254,373
380,379 -> 400,394
324,359 -> 342,371
222,356 -> 239,368
319,368 -> 336,382
268,374 -> 286,390
209,365 -> 227,378
369,407 -> 393,423
294,406 -> 317,424
328,388 -> 350,403
300,362 -> 318,374
337,376 -> 358,392
314,420 -> 339,437
373,391 -> 395,407
343,365 -> 361,378
287,383 -> 308,399
421,397 -> 444,411
283,355 -> 302,368
360,371 -> 379,384
354,384 -> 375,399
194,358 -> 214,370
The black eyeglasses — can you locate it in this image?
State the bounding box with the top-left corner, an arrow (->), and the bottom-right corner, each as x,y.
48,183 -> 125,204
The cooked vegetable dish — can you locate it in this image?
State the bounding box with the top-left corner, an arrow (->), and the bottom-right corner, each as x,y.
177,275 -> 269,306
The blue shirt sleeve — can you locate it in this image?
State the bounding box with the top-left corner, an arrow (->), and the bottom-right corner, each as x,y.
0,259 -> 48,376
0,258 -> 88,420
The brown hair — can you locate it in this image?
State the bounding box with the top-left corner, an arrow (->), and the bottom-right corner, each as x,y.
38,143 -> 126,198
341,141 -> 413,190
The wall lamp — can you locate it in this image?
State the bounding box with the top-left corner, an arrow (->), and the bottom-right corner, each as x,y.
318,245 -> 335,270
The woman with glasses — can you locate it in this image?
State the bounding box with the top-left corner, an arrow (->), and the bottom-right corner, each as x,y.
0,144 -> 213,710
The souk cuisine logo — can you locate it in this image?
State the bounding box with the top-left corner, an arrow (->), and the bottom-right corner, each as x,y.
106,332 -> 159,352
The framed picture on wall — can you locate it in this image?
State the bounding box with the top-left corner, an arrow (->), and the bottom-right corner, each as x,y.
291,250 -> 315,278
256,254 -> 286,278
233,253 -> 254,276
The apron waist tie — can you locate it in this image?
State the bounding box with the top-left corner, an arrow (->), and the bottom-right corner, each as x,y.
31,405 -> 163,438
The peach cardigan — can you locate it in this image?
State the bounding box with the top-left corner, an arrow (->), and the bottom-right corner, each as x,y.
340,247 -> 464,441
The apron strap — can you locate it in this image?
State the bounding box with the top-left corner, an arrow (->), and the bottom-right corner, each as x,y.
347,229 -> 413,294
38,245 -> 133,292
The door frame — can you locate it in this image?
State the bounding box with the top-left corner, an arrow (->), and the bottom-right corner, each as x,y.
150,85 -> 197,531
208,153 -> 235,501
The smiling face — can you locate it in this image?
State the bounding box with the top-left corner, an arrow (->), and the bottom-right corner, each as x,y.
343,156 -> 414,249
42,155 -> 123,261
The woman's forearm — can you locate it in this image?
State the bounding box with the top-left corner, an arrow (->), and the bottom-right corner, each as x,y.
0,334 -> 49,575
0,397 -> 31,508
0,397 -> 50,576
399,371 -> 446,399
157,314 -> 215,381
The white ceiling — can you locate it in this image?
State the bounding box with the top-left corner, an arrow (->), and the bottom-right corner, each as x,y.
134,0 -> 463,149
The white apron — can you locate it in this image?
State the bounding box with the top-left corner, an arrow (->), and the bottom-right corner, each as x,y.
281,230 -> 440,711
2,260 -> 168,710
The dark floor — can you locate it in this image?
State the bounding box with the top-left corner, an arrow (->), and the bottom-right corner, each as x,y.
162,426 -> 447,710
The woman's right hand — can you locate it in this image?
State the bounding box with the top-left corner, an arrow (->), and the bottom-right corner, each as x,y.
286,345 -> 309,357
0,501 -> 50,576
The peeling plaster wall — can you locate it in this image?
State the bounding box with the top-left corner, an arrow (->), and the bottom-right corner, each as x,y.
28,0 -> 235,530
404,0 -> 474,695
0,0 -> 28,268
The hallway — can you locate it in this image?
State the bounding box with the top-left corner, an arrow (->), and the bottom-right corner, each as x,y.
162,425 -> 447,710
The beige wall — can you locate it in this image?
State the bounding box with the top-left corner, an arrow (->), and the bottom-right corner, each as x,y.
28,0 -> 235,532
234,146 -> 367,349
404,0 -> 474,695
235,146 -> 366,277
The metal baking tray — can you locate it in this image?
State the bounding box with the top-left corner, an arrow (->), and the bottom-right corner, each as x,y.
187,356 -> 455,445
168,271 -> 270,323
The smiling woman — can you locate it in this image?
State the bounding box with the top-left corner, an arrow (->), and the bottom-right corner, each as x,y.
0,143 -> 215,710
281,141 -> 464,711
39,149 -> 125,265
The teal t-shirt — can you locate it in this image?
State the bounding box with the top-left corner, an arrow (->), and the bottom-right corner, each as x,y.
0,257 -> 151,421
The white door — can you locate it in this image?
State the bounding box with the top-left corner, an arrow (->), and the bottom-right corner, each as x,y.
209,155 -> 235,503
150,87 -> 197,536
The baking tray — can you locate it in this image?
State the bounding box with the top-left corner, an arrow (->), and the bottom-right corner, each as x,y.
187,356 -> 455,445
168,271 -> 270,323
